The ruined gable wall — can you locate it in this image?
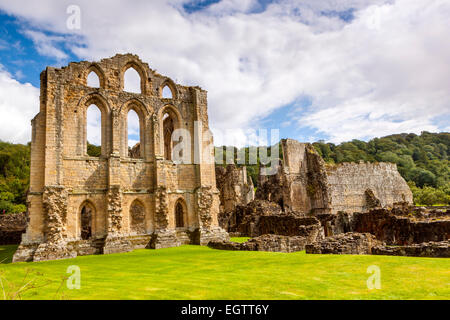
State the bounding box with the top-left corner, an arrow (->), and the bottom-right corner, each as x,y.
216,165 -> 254,214
276,139 -> 412,215
326,162 -> 413,214
16,54 -> 227,260
279,139 -> 330,214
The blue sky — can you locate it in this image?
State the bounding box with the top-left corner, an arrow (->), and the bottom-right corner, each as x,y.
0,0 -> 448,146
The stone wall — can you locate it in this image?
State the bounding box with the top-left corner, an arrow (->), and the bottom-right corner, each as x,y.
373,241 -> 450,258
209,234 -> 314,253
256,140 -> 330,214
221,199 -> 324,242
14,54 -> 228,262
216,165 -> 254,229
326,162 -> 413,214
225,200 -> 282,236
351,209 -> 450,245
0,213 -> 27,245
305,232 -> 382,255
255,139 -> 412,216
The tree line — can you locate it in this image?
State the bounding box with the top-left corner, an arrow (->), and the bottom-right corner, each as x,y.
312,132 -> 449,205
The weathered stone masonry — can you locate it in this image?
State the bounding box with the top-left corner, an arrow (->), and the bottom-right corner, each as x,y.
13,54 -> 228,262
257,139 -> 413,216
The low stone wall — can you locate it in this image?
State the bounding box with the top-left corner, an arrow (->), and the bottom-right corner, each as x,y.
352,209 -> 449,245
373,241 -> 450,258
259,216 -> 323,241
13,227 -> 229,262
228,200 -> 282,236
225,200 -> 325,240
208,234 -> 311,253
0,213 -> 27,245
305,232 -> 382,255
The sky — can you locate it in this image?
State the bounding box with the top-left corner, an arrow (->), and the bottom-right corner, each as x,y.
0,0 -> 449,147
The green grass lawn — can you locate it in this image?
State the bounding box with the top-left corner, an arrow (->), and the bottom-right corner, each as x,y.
0,241 -> 449,300
230,237 -> 250,243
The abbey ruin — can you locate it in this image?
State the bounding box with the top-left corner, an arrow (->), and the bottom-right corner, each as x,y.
13,54 -> 228,262
213,140 -> 449,257
9,54 -> 448,262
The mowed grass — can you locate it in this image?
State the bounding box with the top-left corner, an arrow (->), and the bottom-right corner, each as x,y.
230,237 -> 250,243
0,245 -> 18,264
0,240 -> 449,300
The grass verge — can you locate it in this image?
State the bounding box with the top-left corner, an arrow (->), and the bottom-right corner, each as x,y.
0,244 -> 448,300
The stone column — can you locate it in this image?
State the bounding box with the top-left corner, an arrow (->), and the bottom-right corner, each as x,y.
31,186 -> 77,261
102,154 -> 132,254
191,88 -> 229,244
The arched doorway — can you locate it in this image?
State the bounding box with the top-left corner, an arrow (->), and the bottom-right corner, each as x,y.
175,201 -> 185,228
80,202 -> 94,240
130,200 -> 146,234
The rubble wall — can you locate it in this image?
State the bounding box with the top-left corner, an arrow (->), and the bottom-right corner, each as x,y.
0,213 -> 27,245
216,165 -> 254,214
352,209 -> 449,245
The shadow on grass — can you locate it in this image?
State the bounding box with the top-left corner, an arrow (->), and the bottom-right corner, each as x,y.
0,245 -> 18,264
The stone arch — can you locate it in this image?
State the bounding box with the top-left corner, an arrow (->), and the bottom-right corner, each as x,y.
120,99 -> 150,158
120,60 -> 148,95
174,198 -> 187,228
85,64 -> 106,88
129,199 -> 146,234
79,201 -> 96,240
77,93 -> 111,157
160,79 -> 178,100
159,104 -> 183,161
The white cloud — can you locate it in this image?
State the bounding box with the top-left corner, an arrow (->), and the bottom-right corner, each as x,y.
0,66 -> 39,144
22,30 -> 69,61
0,0 -> 448,145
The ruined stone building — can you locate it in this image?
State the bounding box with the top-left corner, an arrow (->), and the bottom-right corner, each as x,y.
216,165 -> 254,214
13,54 -> 228,262
257,139 -> 413,216
210,140 -> 449,257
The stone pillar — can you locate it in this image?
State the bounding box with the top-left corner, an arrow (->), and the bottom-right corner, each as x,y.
111,108 -> 121,156
191,89 -> 229,244
195,186 -> 229,245
152,113 -> 163,159
103,185 -> 133,254
150,186 -> 180,249
31,186 -> 77,261
102,153 -> 132,254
